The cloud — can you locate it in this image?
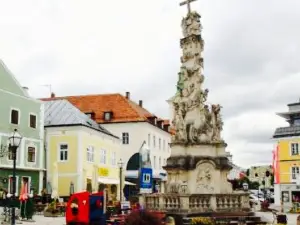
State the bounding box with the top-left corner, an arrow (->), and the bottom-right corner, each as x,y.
0,0 -> 300,167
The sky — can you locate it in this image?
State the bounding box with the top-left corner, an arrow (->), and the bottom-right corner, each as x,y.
1,0 -> 300,168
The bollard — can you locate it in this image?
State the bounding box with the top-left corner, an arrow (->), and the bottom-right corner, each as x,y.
297,215 -> 300,225
277,214 -> 287,224
166,216 -> 176,225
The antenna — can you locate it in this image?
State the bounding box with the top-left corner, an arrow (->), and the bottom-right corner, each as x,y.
41,84 -> 52,97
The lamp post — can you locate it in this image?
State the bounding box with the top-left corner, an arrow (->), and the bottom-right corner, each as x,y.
118,159 -> 124,203
8,129 -> 22,225
242,182 -> 249,192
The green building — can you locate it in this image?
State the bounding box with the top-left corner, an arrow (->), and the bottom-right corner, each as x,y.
0,60 -> 45,196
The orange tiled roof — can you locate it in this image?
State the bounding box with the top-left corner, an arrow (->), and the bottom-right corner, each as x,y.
40,93 -> 168,127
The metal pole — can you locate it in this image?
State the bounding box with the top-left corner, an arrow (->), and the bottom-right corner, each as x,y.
11,146 -> 17,225
120,166 -> 122,202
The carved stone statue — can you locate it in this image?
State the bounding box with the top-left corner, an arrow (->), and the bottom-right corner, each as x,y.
181,12 -> 201,37
211,104 -> 223,142
172,9 -> 224,145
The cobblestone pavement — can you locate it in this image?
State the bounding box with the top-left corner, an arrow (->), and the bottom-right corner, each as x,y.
1,215 -> 65,225
255,211 -> 299,225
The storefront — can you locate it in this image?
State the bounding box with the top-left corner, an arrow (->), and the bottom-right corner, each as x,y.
277,183 -> 300,206
97,167 -> 135,202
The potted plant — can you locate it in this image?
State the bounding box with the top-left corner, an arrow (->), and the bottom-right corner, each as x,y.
191,217 -> 215,225
44,200 -> 60,217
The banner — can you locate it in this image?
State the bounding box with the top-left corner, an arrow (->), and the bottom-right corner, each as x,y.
139,141 -> 153,193
272,144 -> 280,184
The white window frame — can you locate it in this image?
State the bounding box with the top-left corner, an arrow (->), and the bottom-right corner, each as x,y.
100,149 -> 107,164
104,112 -> 111,121
29,113 -> 37,129
159,138 -> 161,150
148,134 -> 151,147
58,143 -> 68,162
27,145 -> 37,164
153,156 -> 156,169
8,175 -> 19,195
159,157 -> 161,168
153,135 -> 156,148
111,151 -> 116,166
122,132 -> 129,145
21,176 -> 32,194
10,108 -> 20,125
291,166 -> 300,181
290,143 -> 299,156
87,146 -> 94,163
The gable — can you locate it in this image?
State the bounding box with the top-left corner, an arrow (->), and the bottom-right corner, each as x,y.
0,60 -> 27,97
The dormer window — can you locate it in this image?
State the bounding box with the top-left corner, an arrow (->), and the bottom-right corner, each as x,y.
104,112 -> 112,121
85,112 -> 95,120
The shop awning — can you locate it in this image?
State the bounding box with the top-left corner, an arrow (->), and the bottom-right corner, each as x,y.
124,181 -> 136,186
97,177 -> 136,186
98,177 -> 119,184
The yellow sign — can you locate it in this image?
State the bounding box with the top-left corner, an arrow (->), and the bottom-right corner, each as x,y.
98,168 -> 109,177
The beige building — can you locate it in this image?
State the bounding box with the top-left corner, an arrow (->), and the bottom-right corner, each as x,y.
248,165 -> 273,188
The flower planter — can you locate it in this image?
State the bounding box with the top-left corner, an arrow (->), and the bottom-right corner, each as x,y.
43,210 -> 60,217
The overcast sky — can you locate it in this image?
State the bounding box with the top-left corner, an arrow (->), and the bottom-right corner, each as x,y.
1,0 -> 299,168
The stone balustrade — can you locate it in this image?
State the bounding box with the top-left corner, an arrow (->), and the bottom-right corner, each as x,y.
142,192 -> 250,213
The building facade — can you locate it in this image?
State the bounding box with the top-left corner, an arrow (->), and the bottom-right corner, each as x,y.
41,92 -> 171,196
248,165 -> 273,189
273,100 -> 300,205
0,60 -> 45,195
44,100 -> 126,200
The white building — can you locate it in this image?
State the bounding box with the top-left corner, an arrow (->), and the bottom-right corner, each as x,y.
42,92 -> 172,194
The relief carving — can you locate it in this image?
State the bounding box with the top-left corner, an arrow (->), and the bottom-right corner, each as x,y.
196,162 -> 215,193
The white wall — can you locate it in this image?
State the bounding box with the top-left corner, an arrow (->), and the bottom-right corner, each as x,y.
102,122 -> 171,171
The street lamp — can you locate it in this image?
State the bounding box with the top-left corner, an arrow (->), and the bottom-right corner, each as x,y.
8,129 -> 22,225
118,159 -> 124,202
242,182 -> 249,192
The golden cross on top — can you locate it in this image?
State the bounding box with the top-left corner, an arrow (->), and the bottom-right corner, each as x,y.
179,0 -> 198,14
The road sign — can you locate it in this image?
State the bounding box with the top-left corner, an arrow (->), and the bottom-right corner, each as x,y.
139,168 -> 153,193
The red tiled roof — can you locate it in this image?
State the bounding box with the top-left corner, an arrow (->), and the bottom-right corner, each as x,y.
40,93 -> 169,128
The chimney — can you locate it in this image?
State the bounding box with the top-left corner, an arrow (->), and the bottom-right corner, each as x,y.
139,100 -> 143,107
22,87 -> 29,95
125,92 -> 130,99
51,92 -> 56,98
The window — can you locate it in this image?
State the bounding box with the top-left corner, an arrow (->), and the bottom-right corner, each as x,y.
148,134 -> 151,147
27,147 -> 36,163
291,143 -> 299,155
104,112 -> 112,121
29,114 -> 37,128
159,157 -> 161,168
153,136 -> 156,148
100,149 -> 106,164
59,144 -> 68,161
153,156 -> 156,169
122,132 -> 129,144
7,145 -> 16,161
21,177 -> 31,193
292,167 -> 300,180
159,138 -> 161,150
111,152 -> 116,165
8,176 -> 19,195
87,146 -> 94,162
163,140 -> 165,151
10,109 -> 19,125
